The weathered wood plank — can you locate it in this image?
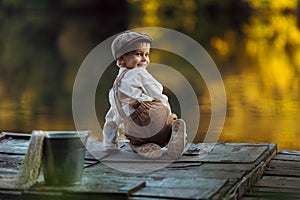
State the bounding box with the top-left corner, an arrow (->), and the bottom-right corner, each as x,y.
129,197 -> 170,200
241,149 -> 300,199
101,143 -> 270,164
2,132 -> 31,140
225,159 -> 272,200
64,181 -> 146,195
0,162 -> 20,171
145,177 -> 227,188
272,154 -> 300,162
151,168 -> 246,179
165,162 -> 202,169
180,143 -> 270,164
245,194 -> 300,199
197,163 -> 255,171
0,168 -> 18,174
245,190 -> 300,199
250,186 -> 300,194
240,197 -> 269,200
0,154 -> 24,164
0,133 -> 6,141
81,161 -> 240,199
246,186 -> 300,199
83,160 -> 244,181
268,160 -> 300,169
31,176 -> 146,196
133,187 -> 215,200
133,177 -> 227,200
264,168 -> 300,177
280,150 -> 300,156
0,139 -> 29,155
264,159 -> 300,176
255,176 -> 300,189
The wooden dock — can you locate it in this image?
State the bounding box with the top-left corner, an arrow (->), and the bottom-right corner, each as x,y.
241,150 -> 300,199
0,132 -> 298,199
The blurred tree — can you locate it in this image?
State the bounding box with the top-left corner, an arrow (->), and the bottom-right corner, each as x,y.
0,0 -> 128,132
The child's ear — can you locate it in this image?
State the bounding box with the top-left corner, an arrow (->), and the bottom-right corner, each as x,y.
117,57 -> 125,67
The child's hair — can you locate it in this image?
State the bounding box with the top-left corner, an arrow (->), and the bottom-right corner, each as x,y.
111,31 -> 153,60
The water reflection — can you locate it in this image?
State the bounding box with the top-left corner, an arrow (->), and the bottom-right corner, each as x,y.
0,0 -> 127,132
1,0 -> 300,150
218,3 -> 300,150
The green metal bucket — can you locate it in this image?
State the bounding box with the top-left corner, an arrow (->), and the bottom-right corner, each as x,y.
42,131 -> 89,185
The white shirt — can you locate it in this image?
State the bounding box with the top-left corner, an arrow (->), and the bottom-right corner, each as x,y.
103,67 -> 171,143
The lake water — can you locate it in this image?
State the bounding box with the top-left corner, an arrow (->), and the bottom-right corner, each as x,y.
1,1 -> 300,150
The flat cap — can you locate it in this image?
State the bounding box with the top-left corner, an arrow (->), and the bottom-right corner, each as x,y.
111,31 -> 153,59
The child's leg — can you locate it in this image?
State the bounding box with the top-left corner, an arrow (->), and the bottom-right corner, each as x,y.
126,117 -> 173,147
126,121 -> 172,159
130,143 -> 163,159
167,119 -> 187,159
125,115 -> 175,159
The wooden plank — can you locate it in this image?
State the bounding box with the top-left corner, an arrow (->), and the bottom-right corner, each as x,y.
133,177 -> 228,200
0,139 -> 29,155
64,181 -> 146,195
81,162 -> 239,198
180,144 -> 270,163
240,149 -> 300,199
133,187 -> 215,200
165,162 -> 202,169
129,197 -> 170,200
0,168 -> 18,174
264,155 -> 300,176
268,160 -> 300,169
83,159 -> 244,180
240,197 -> 268,200
148,163 -> 250,180
166,162 -> 244,179
280,150 -> 300,156
101,143 -> 270,164
272,154 -> 300,162
2,132 -> 31,140
0,162 -> 20,171
213,183 -> 237,200
246,187 -> 300,199
225,158 -> 271,200
145,177 -> 227,188
245,193 -> 300,199
197,163 -> 254,171
245,190 -> 300,199
0,154 -> 24,164
0,133 -> 6,141
31,176 -> 146,196
149,168 -> 245,179
265,168 -> 300,177
85,139 -> 110,161
250,186 -> 300,194
0,138 -> 30,147
255,176 -> 300,189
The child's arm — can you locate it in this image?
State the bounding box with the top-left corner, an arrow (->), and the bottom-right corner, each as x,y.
138,69 -> 172,114
103,107 -> 119,148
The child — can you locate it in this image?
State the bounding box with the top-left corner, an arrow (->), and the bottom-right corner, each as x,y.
103,31 -> 187,159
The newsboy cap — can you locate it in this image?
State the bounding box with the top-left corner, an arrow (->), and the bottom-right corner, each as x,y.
111,31 -> 153,59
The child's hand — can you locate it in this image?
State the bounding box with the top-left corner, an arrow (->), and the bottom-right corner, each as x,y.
171,113 -> 177,120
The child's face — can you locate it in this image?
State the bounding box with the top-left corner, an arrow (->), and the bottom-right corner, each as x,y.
121,43 -> 150,69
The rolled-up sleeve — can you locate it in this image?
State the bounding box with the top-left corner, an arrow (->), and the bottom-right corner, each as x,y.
103,107 -> 119,142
